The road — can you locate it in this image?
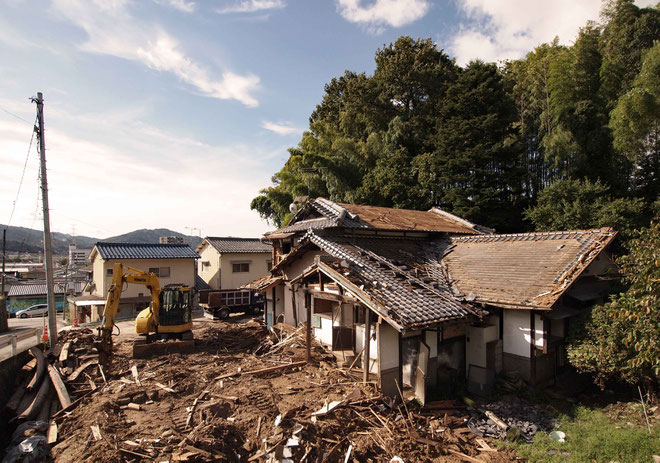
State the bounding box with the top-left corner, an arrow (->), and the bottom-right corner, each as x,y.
0,315 -> 69,361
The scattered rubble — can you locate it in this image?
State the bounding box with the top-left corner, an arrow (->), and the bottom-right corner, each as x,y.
3,321 -> 519,462
467,397 -> 556,442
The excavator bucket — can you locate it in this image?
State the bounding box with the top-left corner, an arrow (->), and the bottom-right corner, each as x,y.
132,330 -> 195,358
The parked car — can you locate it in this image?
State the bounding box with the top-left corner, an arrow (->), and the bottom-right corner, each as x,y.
15,304 -> 48,318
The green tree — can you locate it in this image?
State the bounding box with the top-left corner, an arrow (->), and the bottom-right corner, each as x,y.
415,60 -> 523,231
610,41 -> 660,201
524,178 -> 645,232
568,221 -> 660,389
599,0 -> 660,109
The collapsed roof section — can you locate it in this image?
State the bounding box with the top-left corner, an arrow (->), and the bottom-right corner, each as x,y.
263,198 -> 490,238
288,230 -> 480,331
443,228 -> 618,310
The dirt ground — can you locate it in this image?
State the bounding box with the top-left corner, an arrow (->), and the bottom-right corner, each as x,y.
13,316 -> 517,462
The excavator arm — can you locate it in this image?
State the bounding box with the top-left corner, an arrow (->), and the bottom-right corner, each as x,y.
98,263 -> 161,361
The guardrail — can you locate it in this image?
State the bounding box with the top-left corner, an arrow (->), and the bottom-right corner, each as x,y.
0,328 -> 42,357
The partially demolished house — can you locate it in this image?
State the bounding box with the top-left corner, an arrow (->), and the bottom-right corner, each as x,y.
255,198 -> 618,399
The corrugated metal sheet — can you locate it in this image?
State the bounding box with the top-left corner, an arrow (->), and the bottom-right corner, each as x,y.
443,228 -> 617,310
94,242 -> 199,260
8,281 -> 85,297
205,237 -> 271,254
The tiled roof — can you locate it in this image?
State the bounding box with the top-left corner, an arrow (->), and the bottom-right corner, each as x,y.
94,242 -> 199,260
443,228 -> 617,309
203,237 -> 271,254
8,281 -> 85,297
195,274 -> 212,291
264,198 -> 486,237
298,231 -> 475,329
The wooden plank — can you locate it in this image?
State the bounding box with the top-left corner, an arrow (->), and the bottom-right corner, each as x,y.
484,411 -> 507,430
48,364 -> 72,409
447,449 -> 485,463
213,361 -> 306,380
67,360 -> 99,382
58,341 -> 71,363
27,347 -> 46,391
131,365 -> 141,387
155,382 -> 175,393
51,389 -> 93,420
47,420 -> 58,445
90,425 -> 102,441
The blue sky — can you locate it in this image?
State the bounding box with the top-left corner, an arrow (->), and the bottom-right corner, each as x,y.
0,0 -> 654,239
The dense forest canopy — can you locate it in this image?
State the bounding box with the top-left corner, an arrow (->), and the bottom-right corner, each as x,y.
251,0 -> 660,234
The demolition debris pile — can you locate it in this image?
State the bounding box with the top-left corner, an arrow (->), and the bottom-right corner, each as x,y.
3,321 -> 520,462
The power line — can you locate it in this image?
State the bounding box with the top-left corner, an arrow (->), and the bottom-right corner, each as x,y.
5,116 -> 38,228
0,104 -> 33,125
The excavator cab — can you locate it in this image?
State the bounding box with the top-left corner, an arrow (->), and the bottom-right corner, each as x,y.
98,263 -> 196,362
133,284 -> 195,357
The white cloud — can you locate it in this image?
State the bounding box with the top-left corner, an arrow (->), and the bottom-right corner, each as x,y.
51,0 -> 260,107
0,99 -> 273,238
336,0 -> 430,32
156,0 -> 196,13
261,121 -> 300,135
450,0 -> 604,65
216,0 -> 285,14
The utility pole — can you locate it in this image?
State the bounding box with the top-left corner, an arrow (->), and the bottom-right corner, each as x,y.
33,92 -> 57,348
0,228 -> 8,332
62,259 -> 69,322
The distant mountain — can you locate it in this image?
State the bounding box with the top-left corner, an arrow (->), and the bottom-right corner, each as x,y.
105,229 -> 202,248
0,224 -> 97,255
0,225 -> 202,255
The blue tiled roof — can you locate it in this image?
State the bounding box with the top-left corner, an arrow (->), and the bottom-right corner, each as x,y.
195,274 -> 212,291
94,242 -> 200,260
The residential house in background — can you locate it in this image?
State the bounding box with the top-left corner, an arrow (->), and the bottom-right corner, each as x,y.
196,237 -> 272,290
68,244 -> 92,266
257,198 -> 618,400
160,236 -> 185,244
70,242 -> 199,323
7,281 -> 85,315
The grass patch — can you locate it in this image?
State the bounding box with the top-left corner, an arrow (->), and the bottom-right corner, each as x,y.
502,405 -> 660,462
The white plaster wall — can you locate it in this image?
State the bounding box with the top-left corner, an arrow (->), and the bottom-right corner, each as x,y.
284,284 -> 294,325
313,316 -> 334,347
466,324 -> 498,368
220,251 -> 272,290
355,323 -> 378,373
503,310 -> 543,357
535,313 -> 544,349
197,244 -> 221,289
379,323 -> 399,371
503,310 -> 530,357
95,258 -> 196,299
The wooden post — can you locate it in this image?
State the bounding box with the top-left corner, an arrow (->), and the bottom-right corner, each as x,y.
363,308 -> 371,383
306,294 -> 312,364
398,331 -> 403,392
530,311 -> 536,385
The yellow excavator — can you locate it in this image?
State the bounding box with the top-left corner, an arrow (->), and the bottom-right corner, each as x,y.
98,263 -> 195,361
